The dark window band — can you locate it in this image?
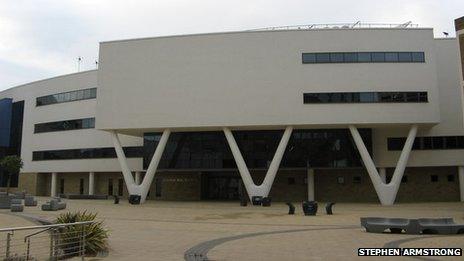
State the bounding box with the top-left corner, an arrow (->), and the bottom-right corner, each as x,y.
388,136 -> 464,151
302,52 -> 425,64
34,118 -> 95,133
303,92 -> 427,104
32,146 -> 143,161
36,88 -> 97,106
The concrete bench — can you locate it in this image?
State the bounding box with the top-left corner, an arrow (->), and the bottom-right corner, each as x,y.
10,198 -> 23,212
41,198 -> 67,211
0,194 -> 11,209
418,218 -> 464,234
361,217 -> 464,235
24,195 -> 37,206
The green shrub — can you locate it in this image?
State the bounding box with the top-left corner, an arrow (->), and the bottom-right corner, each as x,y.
55,211 -> 109,256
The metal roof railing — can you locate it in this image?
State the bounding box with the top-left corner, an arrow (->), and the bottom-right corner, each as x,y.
247,21 -> 419,31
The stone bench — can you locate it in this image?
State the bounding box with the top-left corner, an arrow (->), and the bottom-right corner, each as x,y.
361,217 -> 464,235
24,195 -> 37,206
41,198 -> 67,211
10,198 -> 24,212
0,194 -> 11,209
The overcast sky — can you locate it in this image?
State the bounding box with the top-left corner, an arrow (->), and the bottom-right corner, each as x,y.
0,0 -> 463,91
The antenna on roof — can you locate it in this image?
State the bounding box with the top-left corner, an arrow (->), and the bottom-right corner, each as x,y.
77,56 -> 82,72
95,60 -> 99,69
352,21 -> 361,28
443,32 -> 449,37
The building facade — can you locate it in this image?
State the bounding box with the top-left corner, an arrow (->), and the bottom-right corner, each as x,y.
1,22 -> 464,204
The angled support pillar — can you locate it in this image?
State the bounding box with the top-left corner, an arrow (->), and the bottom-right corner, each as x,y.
111,130 -> 170,204
223,126 -> 293,201
349,125 -> 417,205
378,168 -> 387,184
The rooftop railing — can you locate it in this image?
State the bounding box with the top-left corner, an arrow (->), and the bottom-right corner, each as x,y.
248,21 -> 419,31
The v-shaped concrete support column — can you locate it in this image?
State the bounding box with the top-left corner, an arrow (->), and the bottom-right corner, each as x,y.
111,130 -> 171,204
349,125 -> 417,205
223,126 -> 293,200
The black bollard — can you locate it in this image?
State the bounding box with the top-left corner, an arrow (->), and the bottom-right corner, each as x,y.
114,195 -> 119,204
325,202 -> 335,215
286,202 -> 295,215
302,201 -> 318,216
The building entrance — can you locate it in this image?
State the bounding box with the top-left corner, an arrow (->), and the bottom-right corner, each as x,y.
201,173 -> 243,200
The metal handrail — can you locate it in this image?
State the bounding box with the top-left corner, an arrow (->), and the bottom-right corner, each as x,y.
247,21 -> 419,31
1,221 -> 94,260
0,221 -> 94,233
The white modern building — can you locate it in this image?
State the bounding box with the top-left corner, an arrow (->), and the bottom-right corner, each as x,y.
1,20 -> 464,205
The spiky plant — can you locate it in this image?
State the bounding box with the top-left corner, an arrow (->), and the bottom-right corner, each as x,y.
55,211 -> 108,257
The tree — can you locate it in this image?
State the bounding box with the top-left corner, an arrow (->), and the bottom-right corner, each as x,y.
0,155 -> 23,194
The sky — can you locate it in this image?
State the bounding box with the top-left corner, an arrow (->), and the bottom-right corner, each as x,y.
0,0 -> 463,91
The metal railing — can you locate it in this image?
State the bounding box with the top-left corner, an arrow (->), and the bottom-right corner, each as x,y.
247,21 -> 419,31
0,221 -> 94,260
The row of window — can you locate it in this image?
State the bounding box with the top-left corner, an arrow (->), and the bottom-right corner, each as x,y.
338,174 -> 456,184
32,146 -> 142,161
302,52 -> 425,64
388,136 -> 464,151
36,88 -> 97,106
34,118 -> 95,133
303,92 -> 428,104
143,129 -> 371,170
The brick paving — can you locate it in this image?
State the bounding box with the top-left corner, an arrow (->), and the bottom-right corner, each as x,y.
1,199 -> 463,260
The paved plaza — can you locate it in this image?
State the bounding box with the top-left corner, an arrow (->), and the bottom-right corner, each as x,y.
1,199 -> 464,260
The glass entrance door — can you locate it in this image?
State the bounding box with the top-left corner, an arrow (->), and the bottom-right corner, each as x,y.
204,175 -> 240,200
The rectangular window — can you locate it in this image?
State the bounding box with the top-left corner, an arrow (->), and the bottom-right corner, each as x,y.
430,175 -> 438,182
422,137 -> 433,150
388,136 -> 464,151
447,174 -> 455,182
411,52 -> 425,62
330,53 -> 344,63
343,53 -> 358,63
432,137 -> 444,149
316,53 -> 330,63
155,178 -> 162,197
304,92 -> 427,104
302,53 -> 316,63
385,52 -> 399,62
34,118 -> 95,133
118,179 -> 124,196
108,179 -> 113,196
60,179 -> 65,194
357,52 -> 372,62
371,52 -> 386,62
79,178 -> 84,195
302,52 -> 425,64
387,138 -> 404,151
398,52 -> 412,62
287,177 -> 296,185
36,88 -> 97,106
